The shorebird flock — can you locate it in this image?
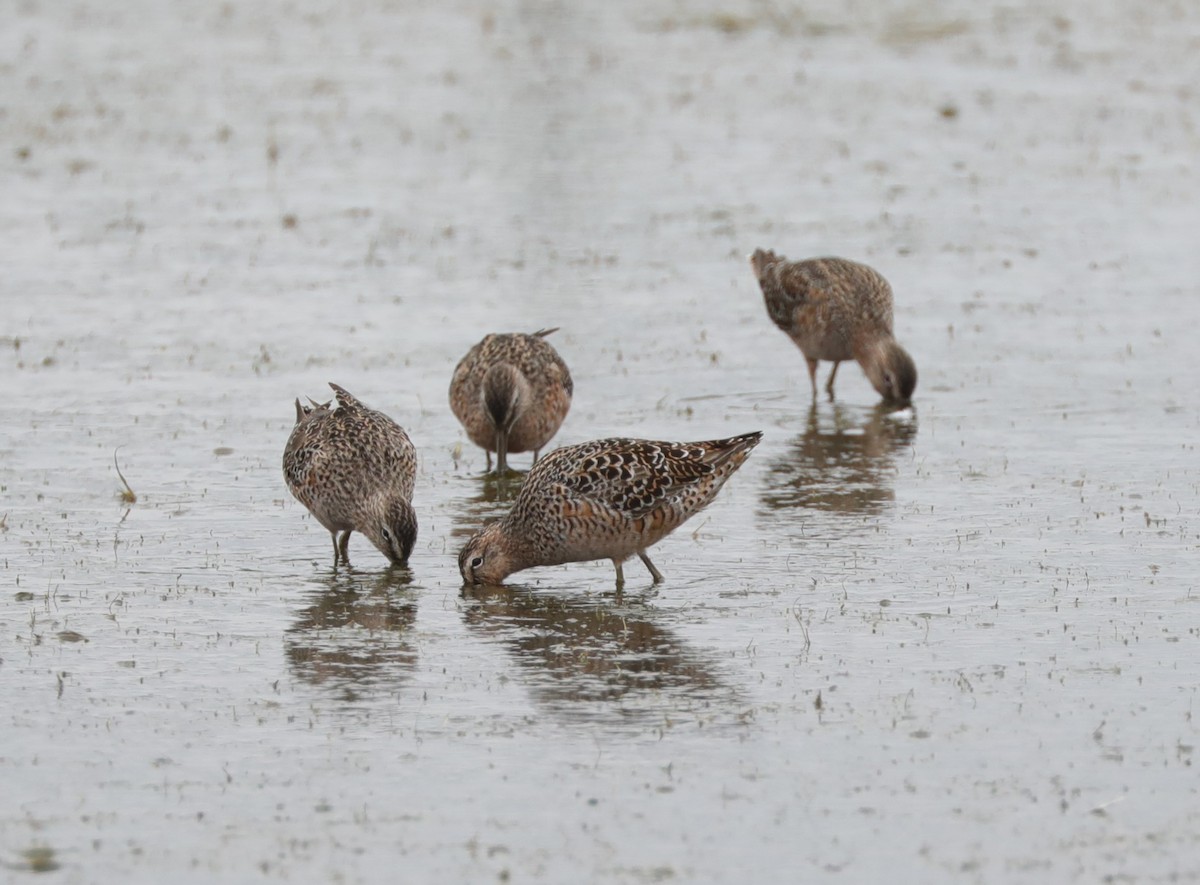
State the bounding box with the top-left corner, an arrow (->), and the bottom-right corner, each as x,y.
283,251 -> 917,586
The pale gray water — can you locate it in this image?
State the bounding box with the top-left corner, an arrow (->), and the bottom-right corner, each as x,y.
3,0 -> 1199,882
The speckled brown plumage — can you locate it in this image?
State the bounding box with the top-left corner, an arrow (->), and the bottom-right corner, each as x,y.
458,432 -> 762,587
750,250 -> 917,403
449,328 -> 573,473
283,383 -> 417,567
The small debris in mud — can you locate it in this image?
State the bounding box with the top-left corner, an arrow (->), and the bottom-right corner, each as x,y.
16,846 -> 60,873
114,450 -> 137,504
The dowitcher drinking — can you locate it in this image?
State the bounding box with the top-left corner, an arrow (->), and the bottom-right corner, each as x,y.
449,328 -> 573,473
283,383 -> 418,567
458,432 -> 762,587
750,250 -> 917,403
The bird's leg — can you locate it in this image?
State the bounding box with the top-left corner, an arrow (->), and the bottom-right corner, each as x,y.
825,361 -> 841,401
337,530 -> 352,567
495,428 -> 509,474
638,550 -> 664,584
330,532 -> 340,567
532,448 -> 540,464
613,559 -> 626,590
805,358 -> 819,399
485,449 -> 492,472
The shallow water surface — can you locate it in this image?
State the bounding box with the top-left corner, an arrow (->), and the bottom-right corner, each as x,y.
3,0 -> 1199,882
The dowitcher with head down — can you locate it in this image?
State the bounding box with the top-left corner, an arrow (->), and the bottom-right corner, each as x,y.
458,432 -> 762,588
449,328 -> 573,473
283,383 -> 417,567
750,250 -> 917,403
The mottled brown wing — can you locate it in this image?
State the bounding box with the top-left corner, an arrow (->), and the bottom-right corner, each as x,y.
530,328 -> 572,395
787,257 -> 895,327
329,383 -> 366,413
282,416 -> 333,500
450,340 -> 484,388
774,259 -> 847,310
338,411 -> 413,475
538,341 -> 574,398
552,438 -> 716,519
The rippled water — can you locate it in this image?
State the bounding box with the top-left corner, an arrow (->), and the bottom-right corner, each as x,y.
4,0 -> 1199,881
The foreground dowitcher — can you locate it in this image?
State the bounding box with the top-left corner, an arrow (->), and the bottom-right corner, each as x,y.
283,383 -> 417,567
458,432 -> 762,587
750,250 -> 917,403
449,328 -> 573,473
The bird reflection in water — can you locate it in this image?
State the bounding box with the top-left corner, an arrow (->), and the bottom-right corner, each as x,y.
460,583 -> 737,726
446,470 -> 526,545
761,402 -> 917,516
285,569 -> 417,701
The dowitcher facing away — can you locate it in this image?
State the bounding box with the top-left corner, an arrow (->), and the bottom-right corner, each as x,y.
449,328 -> 573,473
750,250 -> 917,403
283,383 -> 418,567
458,432 -> 763,588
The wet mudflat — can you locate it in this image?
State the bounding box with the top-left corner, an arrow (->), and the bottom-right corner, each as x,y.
3,0 -> 1199,882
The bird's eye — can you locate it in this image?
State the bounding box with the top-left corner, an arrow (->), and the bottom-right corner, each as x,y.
382,528 -> 392,541
471,556 -> 484,569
